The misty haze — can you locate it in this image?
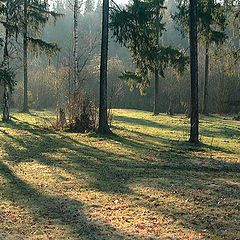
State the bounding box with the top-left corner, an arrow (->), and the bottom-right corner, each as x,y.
0,0 -> 239,239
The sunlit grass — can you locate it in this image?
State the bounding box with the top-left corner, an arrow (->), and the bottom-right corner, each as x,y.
0,109 -> 239,239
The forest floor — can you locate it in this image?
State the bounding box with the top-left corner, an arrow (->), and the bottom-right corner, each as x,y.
0,109 -> 239,240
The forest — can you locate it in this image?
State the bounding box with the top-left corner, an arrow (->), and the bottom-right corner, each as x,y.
0,0 -> 239,239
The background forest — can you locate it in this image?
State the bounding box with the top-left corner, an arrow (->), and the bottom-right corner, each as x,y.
0,0 -> 239,115
0,1 -> 239,239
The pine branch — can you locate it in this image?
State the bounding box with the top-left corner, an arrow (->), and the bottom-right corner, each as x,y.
28,37 -> 60,57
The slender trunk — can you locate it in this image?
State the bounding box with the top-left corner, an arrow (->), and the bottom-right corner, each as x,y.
203,41 -> 209,115
98,0 -> 111,134
56,86 -> 59,123
189,0 -> 199,144
153,68 -> 159,115
22,0 -> 29,113
3,83 -> 10,122
168,95 -> 173,116
73,0 -> 78,91
153,9 -> 160,115
2,9 -> 10,122
68,65 -> 71,101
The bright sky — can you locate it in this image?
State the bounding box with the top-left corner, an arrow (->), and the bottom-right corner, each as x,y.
49,0 -> 130,8
115,0 -> 129,4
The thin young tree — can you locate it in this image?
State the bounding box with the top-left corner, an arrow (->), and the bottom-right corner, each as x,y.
98,0 -> 111,134
189,0 -> 199,144
73,0 -> 79,91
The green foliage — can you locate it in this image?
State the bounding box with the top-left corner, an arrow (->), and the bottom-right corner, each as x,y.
27,0 -> 63,29
0,65 -> 15,92
28,37 -> 60,57
224,0 -> 240,60
0,0 -> 61,55
119,70 -> 148,95
26,0 -> 62,54
110,0 -> 187,93
0,0 -> 21,37
0,0 -> 19,92
174,0 -> 228,44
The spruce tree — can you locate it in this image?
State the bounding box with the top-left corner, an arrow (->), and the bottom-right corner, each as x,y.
110,0 -> 187,115
174,0 -> 227,115
189,0 -> 199,144
98,0 -> 111,134
0,0 -> 18,121
19,0 -> 61,113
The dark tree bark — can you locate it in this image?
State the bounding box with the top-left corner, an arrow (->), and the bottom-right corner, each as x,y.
153,67 -> 159,115
98,0 -> 111,134
189,0 -> 199,144
22,0 -> 29,113
153,12 -> 160,115
203,41 -> 209,115
2,8 -> 10,122
2,83 -> 10,122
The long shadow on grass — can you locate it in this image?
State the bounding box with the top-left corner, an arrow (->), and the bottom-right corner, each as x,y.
0,117 -> 240,239
114,115 -> 240,140
112,125 -> 236,154
114,115 -> 187,132
1,118 -> 239,192
0,161 -> 143,239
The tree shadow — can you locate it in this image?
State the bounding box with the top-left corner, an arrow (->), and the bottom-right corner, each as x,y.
0,115 -> 239,239
114,115 -> 187,132
0,161 -> 142,239
114,114 -> 240,140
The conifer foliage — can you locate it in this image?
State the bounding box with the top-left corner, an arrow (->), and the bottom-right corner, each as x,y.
174,0 -> 227,115
0,0 -> 61,119
0,0 -> 18,121
20,0 -> 61,112
110,0 -> 188,115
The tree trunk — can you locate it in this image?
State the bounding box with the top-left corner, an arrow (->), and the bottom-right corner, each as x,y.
2,11 -> 10,122
153,9 -> 160,115
153,68 -> 159,115
73,0 -> 79,91
2,83 -> 10,122
167,95 -> 174,116
203,41 -> 209,115
22,0 -> 29,113
189,0 -> 199,144
98,0 -> 111,134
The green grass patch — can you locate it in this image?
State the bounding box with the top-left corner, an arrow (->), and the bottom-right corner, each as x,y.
0,109 -> 239,239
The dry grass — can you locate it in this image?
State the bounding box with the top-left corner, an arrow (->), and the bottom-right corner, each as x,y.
0,109 -> 239,239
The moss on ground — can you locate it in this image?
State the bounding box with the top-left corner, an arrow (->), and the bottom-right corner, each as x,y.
0,109 -> 239,239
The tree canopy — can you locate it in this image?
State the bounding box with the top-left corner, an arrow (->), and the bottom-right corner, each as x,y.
110,0 -> 188,94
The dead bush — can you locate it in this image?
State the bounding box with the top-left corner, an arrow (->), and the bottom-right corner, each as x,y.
67,91 -> 98,133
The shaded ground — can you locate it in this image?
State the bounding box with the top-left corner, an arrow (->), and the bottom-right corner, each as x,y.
0,109 -> 239,239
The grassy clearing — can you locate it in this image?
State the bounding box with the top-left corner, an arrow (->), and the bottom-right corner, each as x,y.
0,109 -> 239,240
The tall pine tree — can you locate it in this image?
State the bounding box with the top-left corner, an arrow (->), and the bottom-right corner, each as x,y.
0,0 -> 18,121
189,0 -> 199,144
110,0 -> 187,115
19,0 -> 60,112
98,0 -> 111,134
174,0 -> 227,115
